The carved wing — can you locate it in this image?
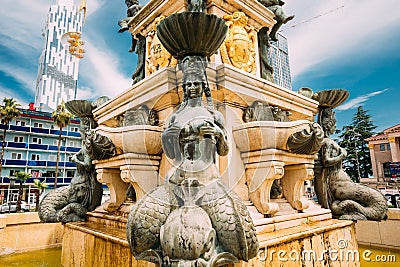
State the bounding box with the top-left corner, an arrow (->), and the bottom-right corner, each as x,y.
199,181 -> 258,261
126,185 -> 173,255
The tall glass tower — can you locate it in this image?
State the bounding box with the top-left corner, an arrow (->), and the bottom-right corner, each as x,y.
34,0 -> 83,112
268,33 -> 292,90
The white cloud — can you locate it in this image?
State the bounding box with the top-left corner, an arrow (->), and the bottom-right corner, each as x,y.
0,85 -> 30,108
0,62 -> 37,94
78,39 -> 132,99
283,0 -> 400,77
337,89 -> 389,111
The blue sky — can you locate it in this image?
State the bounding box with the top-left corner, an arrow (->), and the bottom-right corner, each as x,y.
0,0 -> 399,132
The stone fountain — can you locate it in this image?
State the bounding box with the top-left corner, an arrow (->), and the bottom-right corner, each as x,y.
49,1 -> 388,266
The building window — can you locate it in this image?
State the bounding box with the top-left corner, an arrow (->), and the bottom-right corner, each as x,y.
33,122 -> 43,128
70,127 -> 79,132
31,154 -> 40,161
380,144 -> 386,151
9,170 -> 19,177
14,136 -> 24,143
387,144 -> 391,151
32,137 -> 42,144
15,120 -> 26,126
11,153 -> 22,160
66,170 -> 75,177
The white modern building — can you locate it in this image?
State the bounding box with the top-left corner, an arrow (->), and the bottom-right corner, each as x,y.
34,0 -> 84,112
268,32 -> 292,90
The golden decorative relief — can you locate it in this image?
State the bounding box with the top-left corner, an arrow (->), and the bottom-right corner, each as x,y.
146,16 -> 177,75
220,12 -> 256,74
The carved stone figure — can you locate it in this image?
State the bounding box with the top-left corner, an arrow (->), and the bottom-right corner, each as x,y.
39,98 -> 112,223
127,56 -> 258,266
123,105 -> 159,126
314,92 -> 388,221
187,0 -> 206,12
220,12 -> 256,74
131,34 -> 146,84
146,16 -> 177,75
118,1 -> 146,84
118,0 -> 142,34
258,0 -> 294,41
258,27 -> 274,82
243,101 -> 291,122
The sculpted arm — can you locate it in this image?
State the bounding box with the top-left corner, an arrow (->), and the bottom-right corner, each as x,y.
321,140 -> 347,167
162,115 -> 180,159
214,112 -> 229,156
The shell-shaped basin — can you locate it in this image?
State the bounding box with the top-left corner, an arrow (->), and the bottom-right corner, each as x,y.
95,125 -> 163,155
232,120 -> 313,152
156,12 -> 228,59
312,89 -> 349,108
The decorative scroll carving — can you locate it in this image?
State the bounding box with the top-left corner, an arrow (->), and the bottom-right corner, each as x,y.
146,16 -> 177,75
220,12 -> 256,74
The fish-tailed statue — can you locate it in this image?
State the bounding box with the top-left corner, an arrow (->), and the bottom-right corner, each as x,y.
313,89 -> 388,221
39,97 -> 114,223
126,56 -> 258,266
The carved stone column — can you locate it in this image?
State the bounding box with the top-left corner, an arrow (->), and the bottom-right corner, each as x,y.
368,143 -> 379,180
96,168 -> 128,212
388,136 -> 400,162
281,164 -> 314,211
246,160 -> 284,215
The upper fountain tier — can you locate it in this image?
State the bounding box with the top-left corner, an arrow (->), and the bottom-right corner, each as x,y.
156,12 -> 227,59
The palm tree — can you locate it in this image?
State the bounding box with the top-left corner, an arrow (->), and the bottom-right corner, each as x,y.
52,101 -> 73,189
15,171 -> 31,212
33,179 -> 48,211
0,98 -> 22,174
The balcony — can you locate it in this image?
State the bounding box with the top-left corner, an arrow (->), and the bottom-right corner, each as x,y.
4,159 -> 27,166
2,123 -> 80,139
29,143 -> 48,150
9,125 -> 30,132
6,142 -> 28,148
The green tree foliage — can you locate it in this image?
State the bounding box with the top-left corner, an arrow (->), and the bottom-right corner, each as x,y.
15,171 -> 31,212
0,98 -> 21,174
33,179 -> 48,211
52,101 -> 73,189
338,106 -> 377,182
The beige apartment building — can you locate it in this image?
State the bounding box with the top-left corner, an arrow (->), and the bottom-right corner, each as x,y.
365,124 -> 400,188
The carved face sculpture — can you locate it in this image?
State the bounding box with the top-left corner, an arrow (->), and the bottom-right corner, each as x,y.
183,73 -> 205,99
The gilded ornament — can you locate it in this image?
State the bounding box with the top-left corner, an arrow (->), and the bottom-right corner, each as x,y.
220,12 -> 256,74
146,16 -> 177,75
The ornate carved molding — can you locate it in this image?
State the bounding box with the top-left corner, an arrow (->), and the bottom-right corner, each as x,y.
146,16 -> 177,75
220,12 -> 256,74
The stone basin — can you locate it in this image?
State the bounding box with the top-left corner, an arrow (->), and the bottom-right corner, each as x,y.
95,125 -> 163,155
232,120 -> 313,152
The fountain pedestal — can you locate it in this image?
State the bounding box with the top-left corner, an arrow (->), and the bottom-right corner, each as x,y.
61,0 -> 360,266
